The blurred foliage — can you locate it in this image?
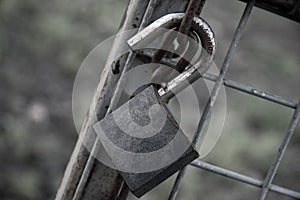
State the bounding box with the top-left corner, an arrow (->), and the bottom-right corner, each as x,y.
0,0 -> 299,200
0,0 -> 126,199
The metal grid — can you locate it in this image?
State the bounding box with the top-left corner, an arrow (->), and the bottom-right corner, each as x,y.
57,1 -> 300,199
167,0 -> 300,199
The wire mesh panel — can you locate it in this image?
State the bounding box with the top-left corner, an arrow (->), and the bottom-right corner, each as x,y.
167,0 -> 300,200
56,1 -> 299,199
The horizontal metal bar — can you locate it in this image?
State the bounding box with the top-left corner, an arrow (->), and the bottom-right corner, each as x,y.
140,52 -> 297,109
190,160 -> 300,199
238,0 -> 300,23
202,73 -> 298,109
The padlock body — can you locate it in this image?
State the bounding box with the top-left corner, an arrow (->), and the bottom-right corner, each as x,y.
94,85 -> 199,197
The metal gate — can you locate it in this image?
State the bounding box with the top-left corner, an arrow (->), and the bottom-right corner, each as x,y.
56,0 -> 300,199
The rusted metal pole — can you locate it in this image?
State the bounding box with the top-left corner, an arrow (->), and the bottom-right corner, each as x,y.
55,1 -> 189,200
55,1 -> 152,199
72,1 -> 160,199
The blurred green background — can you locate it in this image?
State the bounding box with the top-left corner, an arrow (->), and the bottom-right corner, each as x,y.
0,0 -> 299,200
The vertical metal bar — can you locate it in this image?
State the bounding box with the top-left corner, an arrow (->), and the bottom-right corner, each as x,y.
116,182 -> 130,200
168,169 -> 187,200
168,1 -> 256,199
193,0 -> 256,145
108,0 -> 159,112
72,1 -> 159,200
259,101 -> 300,200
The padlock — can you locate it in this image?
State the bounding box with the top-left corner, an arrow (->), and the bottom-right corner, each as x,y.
93,13 -> 216,197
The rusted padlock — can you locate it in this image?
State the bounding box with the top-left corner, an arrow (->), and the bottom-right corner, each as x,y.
93,13 -> 216,197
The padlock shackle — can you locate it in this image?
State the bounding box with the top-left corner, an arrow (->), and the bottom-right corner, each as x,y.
127,13 -> 215,55
127,13 -> 216,101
